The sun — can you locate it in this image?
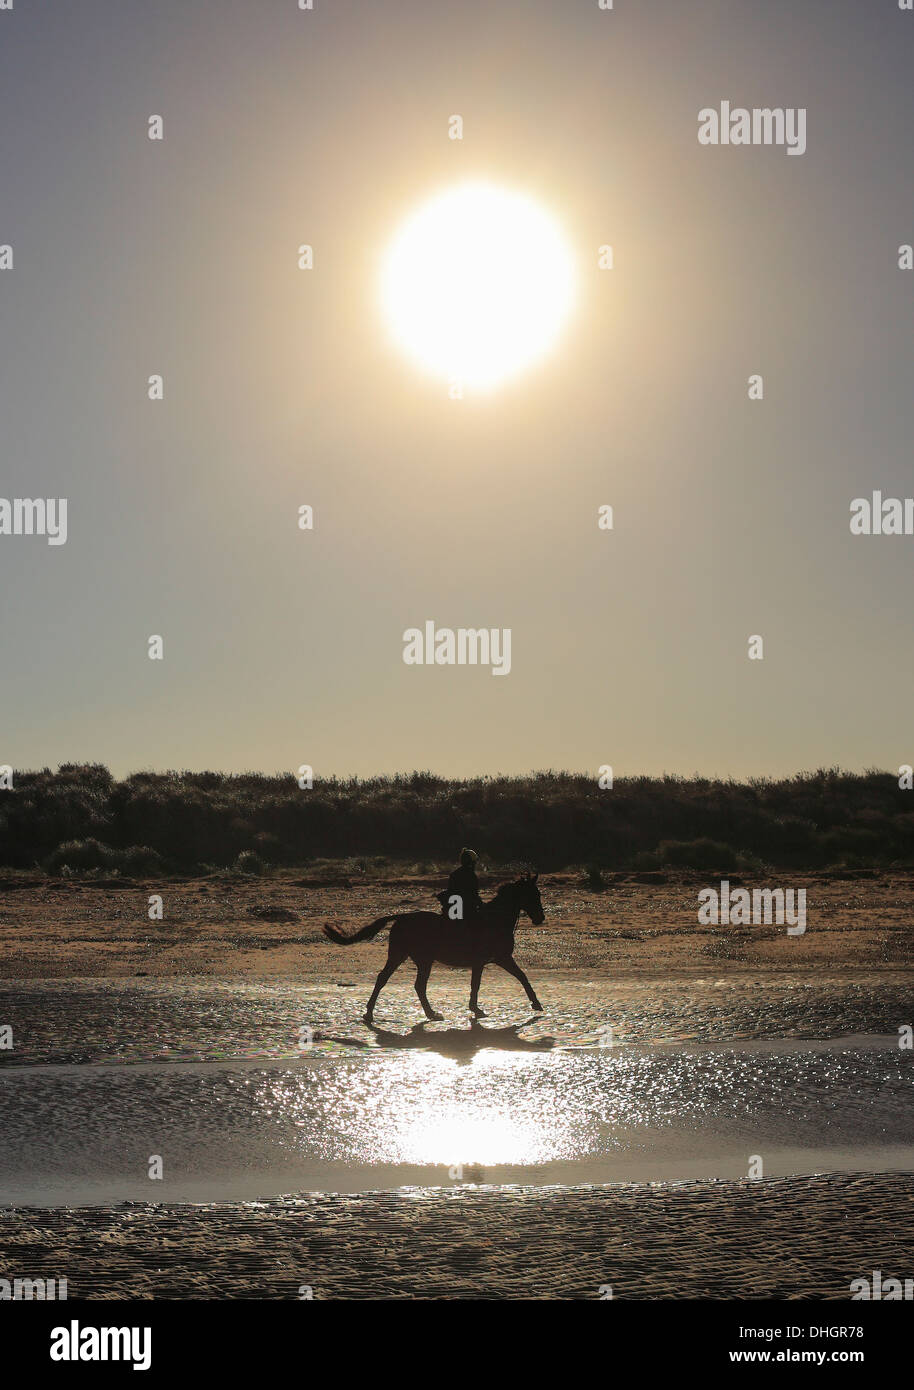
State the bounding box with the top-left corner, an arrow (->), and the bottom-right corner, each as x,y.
380,181 -> 577,391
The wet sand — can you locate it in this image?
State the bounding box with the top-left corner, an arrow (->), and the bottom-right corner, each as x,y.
4,1174 -> 912,1299
1,973 -> 912,1064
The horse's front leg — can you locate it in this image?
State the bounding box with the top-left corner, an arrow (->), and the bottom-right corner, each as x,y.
469,963 -> 486,1018
496,956 -> 543,1013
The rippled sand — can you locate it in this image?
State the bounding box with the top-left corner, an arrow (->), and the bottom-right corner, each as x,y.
3,1174 -> 912,1299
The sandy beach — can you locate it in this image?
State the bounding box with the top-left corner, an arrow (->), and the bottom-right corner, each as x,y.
2,867 -> 912,980
1,870 -> 912,1300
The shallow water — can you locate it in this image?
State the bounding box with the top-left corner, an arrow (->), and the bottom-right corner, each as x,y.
1,1033 -> 911,1204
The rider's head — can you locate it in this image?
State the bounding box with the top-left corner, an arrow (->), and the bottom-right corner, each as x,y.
460,848 -> 478,869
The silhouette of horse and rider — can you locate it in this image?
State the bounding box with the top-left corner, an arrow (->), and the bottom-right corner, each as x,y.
323,849 -> 545,1023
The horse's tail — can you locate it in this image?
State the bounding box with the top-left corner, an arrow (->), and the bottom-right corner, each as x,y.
323,916 -> 396,945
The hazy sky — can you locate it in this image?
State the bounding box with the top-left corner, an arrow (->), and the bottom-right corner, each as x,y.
2,0 -> 913,780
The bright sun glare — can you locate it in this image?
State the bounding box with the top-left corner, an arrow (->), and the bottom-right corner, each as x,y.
380,182 -> 576,391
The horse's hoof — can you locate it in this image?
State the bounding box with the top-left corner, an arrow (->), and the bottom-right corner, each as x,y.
532,1002 -> 544,1013
472,1009 -> 487,1019
363,1013 -> 373,1024
427,1011 -> 444,1022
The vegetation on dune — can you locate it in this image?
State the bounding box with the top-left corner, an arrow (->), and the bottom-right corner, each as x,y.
0,764 -> 910,877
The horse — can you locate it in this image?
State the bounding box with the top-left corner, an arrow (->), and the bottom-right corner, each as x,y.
323,872 -> 545,1023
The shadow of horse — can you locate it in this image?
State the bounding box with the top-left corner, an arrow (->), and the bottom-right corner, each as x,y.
317,1017 -> 555,1063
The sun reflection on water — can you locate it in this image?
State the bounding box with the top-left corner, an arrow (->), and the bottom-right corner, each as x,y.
352,1051 -> 580,1167
397,1104 -> 551,1167
247,1043 -> 905,1179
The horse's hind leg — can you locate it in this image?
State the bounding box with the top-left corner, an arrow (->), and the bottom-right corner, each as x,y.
469,963 -> 486,1018
414,960 -> 443,1021
364,950 -> 404,1023
496,956 -> 543,1013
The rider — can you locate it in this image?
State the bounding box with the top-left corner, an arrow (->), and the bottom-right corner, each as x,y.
438,847 -> 483,922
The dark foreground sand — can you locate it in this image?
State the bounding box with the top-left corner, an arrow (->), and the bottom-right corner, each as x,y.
4,1173 -> 913,1299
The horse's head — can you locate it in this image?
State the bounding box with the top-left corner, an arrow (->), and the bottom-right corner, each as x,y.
516,871 -> 545,925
